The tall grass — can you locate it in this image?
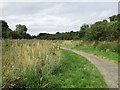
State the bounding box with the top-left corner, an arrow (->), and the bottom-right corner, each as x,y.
2,40 -> 61,88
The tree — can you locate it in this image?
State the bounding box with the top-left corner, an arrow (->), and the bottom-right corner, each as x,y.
15,24 -> 27,35
1,20 -> 9,28
109,15 -> 118,22
1,20 -> 31,39
22,33 -> 32,39
1,20 -> 13,38
10,31 -> 21,39
118,14 -> 120,21
80,24 -> 89,31
70,31 -> 74,33
85,21 -> 109,41
79,24 -> 89,38
56,32 -> 60,34
103,20 -> 108,22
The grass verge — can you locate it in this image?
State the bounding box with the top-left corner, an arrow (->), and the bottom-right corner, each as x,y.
59,40 -> 119,64
49,49 -> 108,88
72,45 -> 118,64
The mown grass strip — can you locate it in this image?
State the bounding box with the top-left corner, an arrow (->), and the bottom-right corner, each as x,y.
49,49 -> 108,88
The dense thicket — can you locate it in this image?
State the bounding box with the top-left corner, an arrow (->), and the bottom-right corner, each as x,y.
1,14 -> 120,41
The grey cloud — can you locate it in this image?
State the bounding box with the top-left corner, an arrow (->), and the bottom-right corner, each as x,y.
2,2 -> 118,35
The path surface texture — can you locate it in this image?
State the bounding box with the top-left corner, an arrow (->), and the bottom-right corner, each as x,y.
61,47 -> 119,88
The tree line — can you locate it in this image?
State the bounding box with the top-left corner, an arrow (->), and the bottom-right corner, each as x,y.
1,14 -> 120,41
1,21 -> 31,39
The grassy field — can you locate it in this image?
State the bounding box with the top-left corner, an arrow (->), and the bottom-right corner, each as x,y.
2,40 -> 108,88
60,40 -> 119,64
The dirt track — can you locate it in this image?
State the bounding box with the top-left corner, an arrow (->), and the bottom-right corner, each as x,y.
61,47 -> 118,88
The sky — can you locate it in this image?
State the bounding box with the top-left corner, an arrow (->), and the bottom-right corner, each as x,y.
0,2 -> 118,35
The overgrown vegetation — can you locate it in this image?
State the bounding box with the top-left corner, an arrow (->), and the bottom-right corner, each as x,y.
2,40 -> 109,88
2,40 -> 61,88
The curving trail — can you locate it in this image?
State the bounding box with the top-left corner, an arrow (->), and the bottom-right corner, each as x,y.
61,47 -> 118,88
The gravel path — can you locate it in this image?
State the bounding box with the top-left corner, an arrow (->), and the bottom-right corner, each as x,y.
61,47 -> 118,88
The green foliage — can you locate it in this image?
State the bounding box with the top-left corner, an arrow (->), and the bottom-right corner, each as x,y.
37,31 -> 79,40
15,24 -> 27,35
80,24 -> 89,31
49,50 -> 107,88
1,20 -> 13,38
85,19 -> 119,41
1,20 -> 31,39
109,15 -> 118,22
